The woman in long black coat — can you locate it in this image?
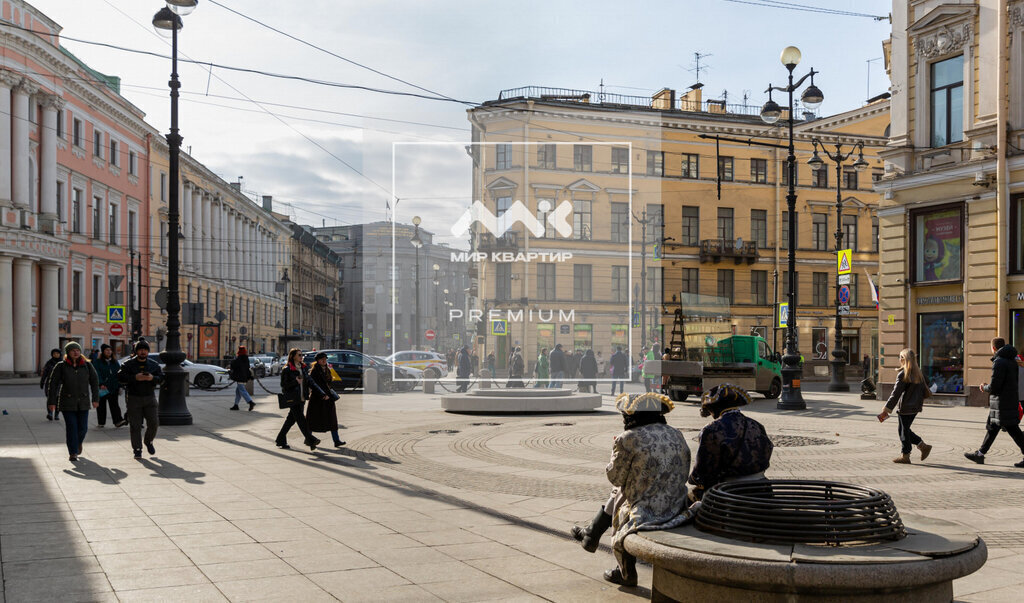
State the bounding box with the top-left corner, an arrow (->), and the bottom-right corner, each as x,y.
578,350 -> 598,393
306,352 -> 345,447
277,348 -> 319,451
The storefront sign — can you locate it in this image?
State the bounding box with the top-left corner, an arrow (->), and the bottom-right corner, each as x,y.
916,295 -> 964,305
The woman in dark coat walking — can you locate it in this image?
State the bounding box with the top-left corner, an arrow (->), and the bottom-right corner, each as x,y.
965,338 -> 1024,466
877,349 -> 932,464
93,344 -> 125,428
41,348 -> 62,421
277,349 -> 319,451
578,350 -> 598,393
306,352 -> 345,448
46,342 -> 99,461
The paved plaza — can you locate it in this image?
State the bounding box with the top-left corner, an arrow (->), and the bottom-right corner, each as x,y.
1,381 -> 1023,602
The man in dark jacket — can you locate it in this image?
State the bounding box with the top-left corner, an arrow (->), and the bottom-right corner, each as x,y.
41,348 -> 62,421
456,345 -> 471,392
94,344 -> 126,428
609,347 -> 628,396
966,338 -> 1024,467
549,344 -> 566,388
47,342 -> 99,461
229,346 -> 256,411
117,340 -> 164,459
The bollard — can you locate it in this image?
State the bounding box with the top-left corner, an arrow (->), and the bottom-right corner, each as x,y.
364,367 -> 378,394
423,378 -> 435,394
479,369 -> 491,389
245,379 -> 255,396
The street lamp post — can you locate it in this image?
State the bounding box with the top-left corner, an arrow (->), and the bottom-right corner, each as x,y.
432,263 -> 440,349
760,45 -> 824,411
410,217 -> 423,351
808,140 -> 867,392
280,269 -> 291,354
153,0 -> 198,426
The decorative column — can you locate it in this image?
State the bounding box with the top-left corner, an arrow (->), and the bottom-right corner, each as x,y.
248,221 -> 256,285
211,199 -> 220,280
39,95 -> 63,233
231,212 -> 240,284
11,79 -> 37,210
0,256 -> 13,375
12,258 -> 33,374
181,181 -> 192,268
192,186 -> 203,274
38,263 -> 59,371
0,72 -> 16,217
202,192 -> 212,276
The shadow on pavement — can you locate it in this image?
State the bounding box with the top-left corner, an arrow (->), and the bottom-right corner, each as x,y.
923,462 -> 1024,480
137,457 -> 206,484
62,457 -> 128,484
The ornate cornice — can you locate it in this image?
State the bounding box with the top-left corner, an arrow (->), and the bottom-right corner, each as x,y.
1011,1 -> 1024,28
13,77 -> 39,96
913,22 -> 972,59
40,93 -> 66,111
0,69 -> 21,88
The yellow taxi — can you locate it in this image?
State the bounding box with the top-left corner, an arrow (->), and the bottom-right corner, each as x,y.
385,350 -> 448,378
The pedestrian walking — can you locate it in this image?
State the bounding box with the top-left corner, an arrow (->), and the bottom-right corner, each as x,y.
41,348 -> 62,421
877,349 -> 933,464
306,352 -> 345,448
549,343 -> 566,388
609,347 -> 628,395
534,348 -> 549,388
471,350 -> 480,377
965,338 -> 1024,466
46,342 -> 99,462
276,348 -> 319,451
507,346 -> 525,388
486,352 -> 496,377
94,344 -> 126,428
641,347 -> 657,392
661,347 -> 672,394
117,340 -> 163,459
578,349 -> 598,393
228,346 -> 256,411
455,345 -> 471,392
567,349 -> 581,380
596,351 -> 606,378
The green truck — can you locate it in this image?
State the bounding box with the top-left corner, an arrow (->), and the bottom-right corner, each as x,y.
648,334 -> 783,402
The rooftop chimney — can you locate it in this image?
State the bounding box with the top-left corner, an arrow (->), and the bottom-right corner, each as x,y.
681,86 -> 703,112
229,182 -> 240,192
262,195 -> 273,212
651,88 -> 676,111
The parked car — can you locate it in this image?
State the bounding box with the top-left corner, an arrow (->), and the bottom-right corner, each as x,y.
301,350 -> 416,392
159,360 -> 230,389
385,350 -> 448,379
249,357 -> 266,378
253,354 -> 280,375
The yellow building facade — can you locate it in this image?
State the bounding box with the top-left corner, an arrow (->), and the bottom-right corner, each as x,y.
469,87 -> 886,377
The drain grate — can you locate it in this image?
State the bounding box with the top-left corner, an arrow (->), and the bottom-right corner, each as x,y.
470,422 -> 502,426
543,422 -> 575,427
427,429 -> 461,435
770,435 -> 838,447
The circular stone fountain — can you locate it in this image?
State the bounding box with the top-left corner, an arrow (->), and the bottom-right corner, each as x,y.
625,480 -> 986,602
441,387 -> 602,413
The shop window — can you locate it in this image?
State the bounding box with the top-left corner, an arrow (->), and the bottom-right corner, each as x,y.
536,324 -> 555,354
918,312 -> 964,394
1013,310 -> 1024,351
573,324 -> 593,351
811,327 -> 828,360
1012,194 -> 1024,273
912,205 -> 963,283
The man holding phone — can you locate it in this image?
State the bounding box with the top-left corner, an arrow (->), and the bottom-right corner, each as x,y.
117,340 -> 164,459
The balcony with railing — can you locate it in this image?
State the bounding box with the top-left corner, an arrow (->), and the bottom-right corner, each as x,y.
477,231 -> 519,252
699,238 -> 758,264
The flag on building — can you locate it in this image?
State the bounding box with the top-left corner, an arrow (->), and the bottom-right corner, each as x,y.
865,269 -> 879,309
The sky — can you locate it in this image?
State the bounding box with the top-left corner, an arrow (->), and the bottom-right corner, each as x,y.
22,0 -> 893,232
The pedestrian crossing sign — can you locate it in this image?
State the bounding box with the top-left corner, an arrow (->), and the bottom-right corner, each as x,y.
778,302 -> 789,328
837,249 -> 852,275
490,320 -> 507,336
106,305 -> 126,323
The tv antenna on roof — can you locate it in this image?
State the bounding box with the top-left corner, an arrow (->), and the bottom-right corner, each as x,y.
689,51 -> 712,86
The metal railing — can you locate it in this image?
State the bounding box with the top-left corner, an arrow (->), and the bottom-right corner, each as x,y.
699,238 -> 759,261
495,86 -> 779,117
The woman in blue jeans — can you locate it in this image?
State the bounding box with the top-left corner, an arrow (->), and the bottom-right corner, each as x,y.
45,342 -> 99,462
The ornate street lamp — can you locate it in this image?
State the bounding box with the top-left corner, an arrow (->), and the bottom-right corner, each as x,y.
153,0 -> 198,425
410,217 -> 423,350
809,140 -> 867,392
760,45 -> 824,410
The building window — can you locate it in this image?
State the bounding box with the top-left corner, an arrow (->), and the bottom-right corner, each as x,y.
645,267 -> 662,303
681,206 -> 699,245
110,139 -> 119,166
843,167 -> 858,190
56,181 -> 63,221
681,268 -> 698,294
73,118 -> 82,148
751,158 -> 767,183
919,312 -> 964,393
646,204 -> 664,243
495,144 -> 511,170
611,147 -> 629,173
160,172 -> 167,202
782,271 -> 799,305
128,210 -> 137,251
811,327 -> 828,360
495,264 -> 512,300
751,270 -> 767,305
108,203 -> 118,246
160,220 -> 167,257
129,151 -> 137,176
610,202 -> 629,243
92,275 -> 102,313
573,198 -> 591,240
681,153 -> 698,179
612,266 -> 628,302
536,198 -> 553,238
72,188 -> 82,233
717,269 -> 734,303
92,197 -> 102,240
573,145 -> 592,171
537,263 -> 556,301
812,213 -> 828,251
1013,195 -> 1024,272
781,161 -> 798,187
94,129 -> 103,158
842,215 -> 857,251
537,144 -> 556,169
717,156 -> 734,181
646,150 -> 664,176
871,215 -> 879,253
847,274 -> 858,307
811,168 -> 828,188
56,109 -> 64,139
931,55 -> 964,147
872,169 -> 883,183
573,264 -> 592,301
72,271 -> 83,312
717,207 -> 733,241
751,209 -> 767,248
813,272 -> 829,307
912,205 -> 963,282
